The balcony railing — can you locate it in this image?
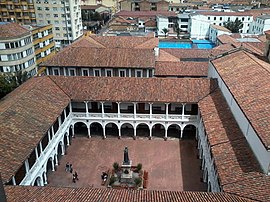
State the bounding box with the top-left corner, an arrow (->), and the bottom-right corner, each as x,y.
72,112 -> 198,121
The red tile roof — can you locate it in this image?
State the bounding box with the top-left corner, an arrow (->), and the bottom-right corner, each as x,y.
161,49 -> 212,59
49,76 -> 215,103
0,77 -> 70,183
196,11 -> 253,16
115,10 -> 177,17
199,89 -> 270,201
4,186 -> 254,202
0,22 -> 30,39
217,34 -> 238,44
155,61 -> 208,77
211,50 -> 270,149
41,35 -> 158,68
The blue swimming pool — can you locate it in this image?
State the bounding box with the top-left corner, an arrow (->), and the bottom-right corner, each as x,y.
159,40 -> 215,49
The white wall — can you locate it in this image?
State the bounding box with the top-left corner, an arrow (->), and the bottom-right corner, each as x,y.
157,16 -> 169,36
208,63 -> 270,174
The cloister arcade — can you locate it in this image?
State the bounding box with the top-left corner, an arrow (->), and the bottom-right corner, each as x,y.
11,100 -> 200,188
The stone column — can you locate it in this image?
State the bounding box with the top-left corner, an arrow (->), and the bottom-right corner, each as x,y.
117,102 -> 121,118
64,108 -> 67,119
149,127 -> 152,139
51,159 -> 55,171
63,68 -> 67,76
35,147 -> 39,159
51,125 -> 55,136
69,102 -> 72,113
55,155 -> 58,166
165,127 -> 168,139
118,127 -> 121,138
48,130 -> 51,142
58,116 -> 62,128
165,103 -> 169,119
43,172 -> 48,185
24,159 -> 30,173
180,128 -> 183,139
103,125 -> 106,139
66,134 -> 70,146
87,125 -> 91,138
84,101 -> 89,117
101,102 -> 104,118
149,103 -> 153,119
12,176 -> 16,185
61,144 -> 65,155
39,142 -> 43,153
134,126 -> 136,139
72,125 -> 75,138
182,103 -> 186,118
40,176 -> 44,186
133,102 -> 137,119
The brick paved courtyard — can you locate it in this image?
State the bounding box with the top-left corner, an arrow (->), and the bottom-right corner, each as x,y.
47,136 -> 206,191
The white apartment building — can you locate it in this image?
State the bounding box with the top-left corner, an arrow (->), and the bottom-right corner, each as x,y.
208,24 -> 231,43
34,0 -> 83,48
250,15 -> 270,34
190,12 -> 253,39
0,22 -> 36,76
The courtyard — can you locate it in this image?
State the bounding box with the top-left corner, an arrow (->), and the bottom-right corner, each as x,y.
47,136 -> 206,191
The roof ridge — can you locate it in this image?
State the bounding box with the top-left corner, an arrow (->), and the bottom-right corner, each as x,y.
47,76 -> 72,100
84,36 -> 106,48
242,51 -> 270,74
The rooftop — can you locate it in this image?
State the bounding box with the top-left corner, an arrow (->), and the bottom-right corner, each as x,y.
0,22 -> 30,39
115,10 -> 177,18
211,50 -> 270,149
210,24 -> 231,32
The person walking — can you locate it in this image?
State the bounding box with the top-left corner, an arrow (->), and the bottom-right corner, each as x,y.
65,162 -> 70,172
72,174 -> 76,183
70,164 -> 73,173
74,171 -> 79,181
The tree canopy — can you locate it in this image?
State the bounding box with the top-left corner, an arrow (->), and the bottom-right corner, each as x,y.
224,18 -> 243,33
0,71 -> 29,99
162,28 -> 169,37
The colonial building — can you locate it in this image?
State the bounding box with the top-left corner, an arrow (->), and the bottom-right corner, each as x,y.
0,22 -> 36,75
40,35 -> 158,77
119,0 -> 169,12
1,47 -> 270,200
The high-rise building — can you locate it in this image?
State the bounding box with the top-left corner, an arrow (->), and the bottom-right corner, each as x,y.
0,0 -> 36,24
34,0 -> 83,48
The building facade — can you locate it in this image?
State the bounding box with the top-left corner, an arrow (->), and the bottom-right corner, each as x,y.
190,12 -> 253,39
119,0 -> 169,12
0,22 -> 36,75
0,0 -> 36,24
34,0 -> 83,48
30,24 -> 55,69
250,15 -> 270,35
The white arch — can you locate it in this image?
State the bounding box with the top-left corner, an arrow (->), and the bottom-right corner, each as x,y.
135,122 -> 151,129
151,122 -> 166,130
104,122 -> 120,129
167,123 -> 181,129
120,122 -> 134,129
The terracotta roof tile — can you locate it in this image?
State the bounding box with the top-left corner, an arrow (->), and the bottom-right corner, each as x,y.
4,186 -> 254,202
161,49 -> 211,59
115,10 -> 177,17
210,24 -> 231,32
155,61 -> 208,77
0,22 -> 30,39
0,77 -> 70,183
217,34 -> 238,44
49,76 -> 215,103
211,50 -> 270,149
199,89 -> 269,201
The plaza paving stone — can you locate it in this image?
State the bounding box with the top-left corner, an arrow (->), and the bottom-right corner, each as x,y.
47,136 -> 206,191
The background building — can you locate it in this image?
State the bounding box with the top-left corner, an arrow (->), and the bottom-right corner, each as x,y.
0,22 -> 36,76
0,0 -> 36,24
34,0 -> 83,48
250,15 -> 270,34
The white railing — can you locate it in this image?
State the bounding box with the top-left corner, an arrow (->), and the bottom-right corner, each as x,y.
72,112 -> 198,121
20,114 -> 73,185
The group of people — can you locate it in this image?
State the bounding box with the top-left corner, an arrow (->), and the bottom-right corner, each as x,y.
65,162 -> 79,183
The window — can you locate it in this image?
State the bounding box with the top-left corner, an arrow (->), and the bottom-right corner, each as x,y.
93,69 -> 101,77
119,69 -> 126,77
181,18 -> 188,22
180,25 -> 188,28
45,7 -> 49,11
53,7 -> 58,11
53,68 -> 60,75
28,58 -> 35,66
220,17 -> 222,20
68,68 -> 76,76
208,17 -> 210,20
135,70 -> 142,77
37,7 -> 42,10
54,14 -> 58,17
105,69 -> 112,77
55,27 -> 60,31
82,69 -> 89,76
214,17 -> 216,20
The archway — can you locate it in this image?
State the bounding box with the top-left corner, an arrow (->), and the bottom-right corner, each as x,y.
69,125 -> 73,144
167,124 -> 181,138
136,123 -> 150,137
121,123 -> 134,138
182,124 -> 196,139
57,142 -> 63,163
152,123 -> 165,138
74,122 -> 88,137
90,122 -> 103,137
105,122 -> 119,137
46,157 -> 53,174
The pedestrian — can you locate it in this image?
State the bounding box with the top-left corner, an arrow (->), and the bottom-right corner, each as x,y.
65,162 -> 70,172
70,164 -> 73,173
72,174 -> 76,183
74,171 -> 79,181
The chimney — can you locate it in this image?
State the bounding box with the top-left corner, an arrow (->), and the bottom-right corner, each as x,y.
0,173 -> 7,202
154,47 -> 159,57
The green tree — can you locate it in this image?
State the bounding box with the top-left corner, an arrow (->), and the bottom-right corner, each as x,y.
174,22 -> 181,39
224,19 -> 243,33
162,28 -> 169,38
0,71 -> 29,99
